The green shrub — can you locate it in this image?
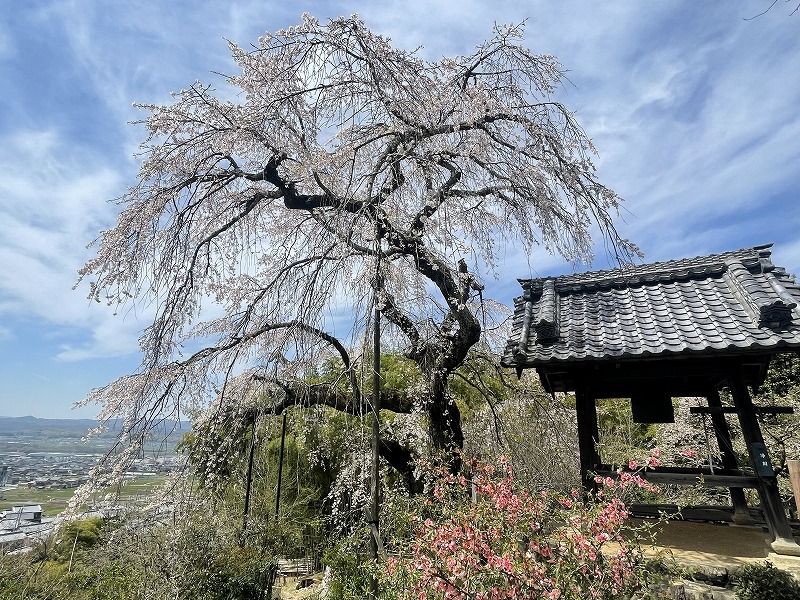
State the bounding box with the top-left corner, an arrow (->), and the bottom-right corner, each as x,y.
204,546 -> 277,600
381,455 -> 657,600
732,561 -> 800,600
321,531 -> 376,600
53,517 -> 104,564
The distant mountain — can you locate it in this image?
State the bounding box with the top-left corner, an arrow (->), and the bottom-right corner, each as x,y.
0,416 -> 190,438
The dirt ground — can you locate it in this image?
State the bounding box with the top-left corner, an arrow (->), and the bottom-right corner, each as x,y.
642,519 -> 800,577
273,573 -> 325,600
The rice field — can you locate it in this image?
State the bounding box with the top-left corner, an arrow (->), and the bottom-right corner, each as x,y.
2,475 -> 168,516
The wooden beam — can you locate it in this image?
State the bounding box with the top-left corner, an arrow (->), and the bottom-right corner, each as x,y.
690,406 -> 794,415
536,355 -> 771,395
575,386 -> 600,495
729,369 -> 799,552
628,503 -> 766,524
594,468 -> 759,488
707,389 -> 754,525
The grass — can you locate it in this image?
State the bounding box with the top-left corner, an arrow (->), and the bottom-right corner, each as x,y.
2,487 -> 76,516
2,476 -> 168,516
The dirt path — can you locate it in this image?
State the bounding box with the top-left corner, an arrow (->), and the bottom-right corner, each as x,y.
641,519 -> 800,577
273,573 -> 325,600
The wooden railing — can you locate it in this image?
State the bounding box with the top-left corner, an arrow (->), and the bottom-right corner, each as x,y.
594,465 -> 760,488
277,557 -> 315,584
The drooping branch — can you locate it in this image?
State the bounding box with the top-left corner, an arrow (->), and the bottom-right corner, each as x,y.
77,14 -> 639,493
261,380 -> 414,416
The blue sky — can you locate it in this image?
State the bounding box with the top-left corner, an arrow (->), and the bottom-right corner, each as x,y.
1,1 -> 798,419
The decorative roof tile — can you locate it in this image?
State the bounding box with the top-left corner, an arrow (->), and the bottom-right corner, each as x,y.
502,243 -> 800,369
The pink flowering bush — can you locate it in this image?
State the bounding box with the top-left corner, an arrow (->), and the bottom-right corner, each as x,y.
381,456 -> 656,600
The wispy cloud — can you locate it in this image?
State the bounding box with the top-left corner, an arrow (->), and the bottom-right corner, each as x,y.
0,18 -> 13,60
0,127 -> 148,360
1,1 -> 799,416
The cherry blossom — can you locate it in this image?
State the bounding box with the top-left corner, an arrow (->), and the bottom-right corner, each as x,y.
77,15 -> 637,492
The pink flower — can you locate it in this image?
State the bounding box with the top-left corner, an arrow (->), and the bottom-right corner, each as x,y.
385,556 -> 398,575
628,459 -> 638,470
389,455 -> 648,599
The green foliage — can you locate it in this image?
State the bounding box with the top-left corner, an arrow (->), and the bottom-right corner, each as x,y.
188,545 -> 276,600
53,518 -> 104,564
59,561 -> 144,600
379,456 -> 656,600
380,354 -> 424,395
732,561 -> 800,600
447,346 -> 521,420
0,544 -> 144,600
596,397 -> 657,466
0,504 -> 290,600
183,405 -> 330,547
0,553 -> 34,600
757,353 -> 800,399
150,513 -> 279,600
752,353 -> 800,463
746,352 -> 800,507
321,530 -> 375,600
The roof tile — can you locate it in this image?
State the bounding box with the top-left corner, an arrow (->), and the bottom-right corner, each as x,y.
503,243 -> 800,368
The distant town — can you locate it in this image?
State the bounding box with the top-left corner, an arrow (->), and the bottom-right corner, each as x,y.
0,416 -> 188,551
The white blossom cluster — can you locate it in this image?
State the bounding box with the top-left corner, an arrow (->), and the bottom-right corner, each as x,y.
75,15 -> 636,498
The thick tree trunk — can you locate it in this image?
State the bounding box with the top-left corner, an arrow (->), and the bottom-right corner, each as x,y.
426,374 -> 465,452
418,304 -> 481,472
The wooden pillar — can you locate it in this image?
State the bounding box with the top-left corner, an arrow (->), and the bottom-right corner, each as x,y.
729,369 -> 798,553
575,386 -> 601,494
788,460 -> 800,517
707,389 -> 753,525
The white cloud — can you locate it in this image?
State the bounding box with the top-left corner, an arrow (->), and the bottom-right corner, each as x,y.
55,315 -> 145,362
2,0 -> 800,416
0,127 -> 149,360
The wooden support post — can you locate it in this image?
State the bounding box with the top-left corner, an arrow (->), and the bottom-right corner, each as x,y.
275,411 -> 288,522
729,369 -> 798,554
575,387 -> 601,495
707,389 -> 754,525
242,413 -> 257,539
788,460 -> 800,517
368,220 -> 382,600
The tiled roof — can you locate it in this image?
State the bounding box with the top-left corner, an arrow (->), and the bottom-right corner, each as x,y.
502,243 -> 800,369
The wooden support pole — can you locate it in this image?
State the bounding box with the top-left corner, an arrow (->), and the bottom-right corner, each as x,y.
368,215 -> 382,600
707,389 -> 754,525
788,460 -> 800,517
369,294 -> 381,561
729,369 -> 798,553
575,387 -> 600,495
242,413 -> 257,538
275,411 -> 287,522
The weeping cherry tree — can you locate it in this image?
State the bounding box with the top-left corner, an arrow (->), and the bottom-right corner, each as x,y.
76,14 -> 637,488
